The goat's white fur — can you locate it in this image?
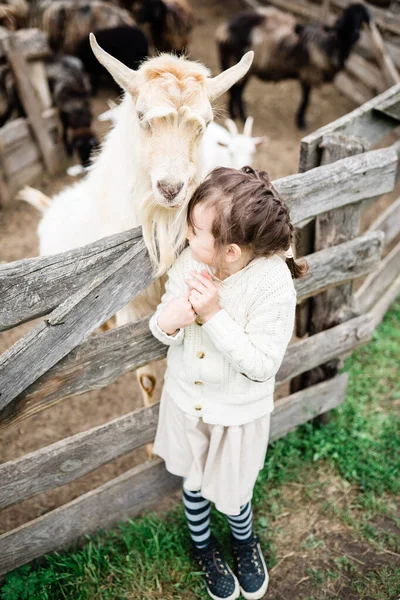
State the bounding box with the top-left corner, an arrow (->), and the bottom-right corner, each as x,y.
20,41 -> 253,341
201,118 -> 267,174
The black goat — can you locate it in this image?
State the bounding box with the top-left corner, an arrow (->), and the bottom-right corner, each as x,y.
45,55 -> 99,167
134,0 -> 194,53
217,3 -> 370,128
76,25 -> 149,94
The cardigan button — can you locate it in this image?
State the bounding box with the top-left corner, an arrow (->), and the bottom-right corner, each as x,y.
195,315 -> 204,326
194,380 -> 203,386
197,351 -> 205,359
194,404 -> 202,411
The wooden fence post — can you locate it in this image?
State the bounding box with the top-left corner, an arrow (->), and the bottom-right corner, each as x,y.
0,33 -> 59,175
300,133 -> 370,418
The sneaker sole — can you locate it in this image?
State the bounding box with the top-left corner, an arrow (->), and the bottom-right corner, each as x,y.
206,564 -> 240,600
239,542 -> 269,600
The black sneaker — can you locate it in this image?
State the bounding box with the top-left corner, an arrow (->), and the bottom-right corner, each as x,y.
191,535 -> 240,600
231,534 -> 269,600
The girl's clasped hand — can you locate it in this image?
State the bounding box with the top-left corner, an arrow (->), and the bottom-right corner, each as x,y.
156,269 -> 220,335
185,270 -> 221,322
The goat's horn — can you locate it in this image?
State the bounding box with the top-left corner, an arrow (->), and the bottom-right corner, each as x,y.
225,119 -> 238,135
89,33 -> 135,91
207,51 -> 253,102
244,116 -> 254,137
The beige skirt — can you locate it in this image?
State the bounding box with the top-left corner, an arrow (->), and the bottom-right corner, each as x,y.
153,388 -> 271,516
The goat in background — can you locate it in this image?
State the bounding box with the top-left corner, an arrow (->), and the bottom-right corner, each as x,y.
201,117 -> 267,175
217,3 -> 370,128
134,0 -> 194,53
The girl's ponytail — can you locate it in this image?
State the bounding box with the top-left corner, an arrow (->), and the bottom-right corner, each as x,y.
286,256 -> 308,279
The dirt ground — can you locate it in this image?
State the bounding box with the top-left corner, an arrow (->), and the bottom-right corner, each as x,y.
0,0 -> 398,588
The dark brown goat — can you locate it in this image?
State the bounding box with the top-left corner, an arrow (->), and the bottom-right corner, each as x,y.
134,0 -> 194,53
217,3 -> 370,128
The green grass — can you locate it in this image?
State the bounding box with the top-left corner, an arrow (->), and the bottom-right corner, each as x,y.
1,301 -> 399,600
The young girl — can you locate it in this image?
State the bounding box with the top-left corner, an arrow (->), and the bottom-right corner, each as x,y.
149,166 -> 307,600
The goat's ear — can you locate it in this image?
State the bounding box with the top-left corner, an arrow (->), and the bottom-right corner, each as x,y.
254,136 -> 268,147
207,51 -> 254,102
89,33 -> 136,91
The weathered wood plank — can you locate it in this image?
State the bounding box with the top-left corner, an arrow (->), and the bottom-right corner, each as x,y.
0,318 -> 165,427
299,84 -> 400,172
270,373 -> 348,441
0,240 -> 152,409
0,28 -> 50,61
0,402 -> 160,510
0,228 -> 143,331
1,148 -> 395,332
294,230 -> 384,301
302,134 -> 366,395
355,240 -> 400,314
0,372 -> 348,512
277,146 -> 397,223
0,459 -> 181,577
0,374 -> 349,574
367,196 -> 400,246
1,34 -> 58,174
0,311 -> 374,428
344,53 -> 386,95
334,71 -> 374,106
370,273 -> 400,328
367,20 -> 400,87
276,312 -> 374,385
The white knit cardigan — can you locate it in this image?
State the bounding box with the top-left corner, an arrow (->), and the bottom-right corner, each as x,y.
149,247 -> 296,426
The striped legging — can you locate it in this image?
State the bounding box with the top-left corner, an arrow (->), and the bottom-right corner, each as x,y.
183,487 -> 253,548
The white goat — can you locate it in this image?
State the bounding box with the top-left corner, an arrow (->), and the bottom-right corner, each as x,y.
201,116 -> 266,175
20,35 -> 253,407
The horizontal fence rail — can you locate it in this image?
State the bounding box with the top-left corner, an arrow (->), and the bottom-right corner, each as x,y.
0,309 -> 376,429
0,228 -> 143,331
1,78 -> 400,581
0,147 -> 396,333
0,239 -> 152,409
0,373 -> 348,576
0,230 -> 384,427
299,83 -> 400,171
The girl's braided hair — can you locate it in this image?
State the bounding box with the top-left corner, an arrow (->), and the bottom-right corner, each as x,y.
187,165 -> 308,279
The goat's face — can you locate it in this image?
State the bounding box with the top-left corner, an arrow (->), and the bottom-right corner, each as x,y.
89,33 -> 254,210
134,74 -> 213,208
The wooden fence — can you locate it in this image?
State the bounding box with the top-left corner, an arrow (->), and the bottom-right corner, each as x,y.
1,84 -> 400,577
0,28 -> 64,206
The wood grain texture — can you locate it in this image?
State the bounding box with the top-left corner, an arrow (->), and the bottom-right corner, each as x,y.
355,240 -> 400,314
367,196 -> 400,247
0,228 -> 143,331
0,402 -> 160,510
2,34 -> 58,174
0,459 -> 181,577
299,84 -> 400,172
0,311 -> 374,428
344,54 -> 386,95
1,149 -> 395,331
294,230 -> 384,302
0,240 -> 152,409
270,373 -> 348,441
276,146 -> 397,223
370,273 -> 400,328
0,318 -> 165,426
0,374 -> 348,574
276,313 -> 374,385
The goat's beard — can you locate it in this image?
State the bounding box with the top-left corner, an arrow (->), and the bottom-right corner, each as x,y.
140,192 -> 189,277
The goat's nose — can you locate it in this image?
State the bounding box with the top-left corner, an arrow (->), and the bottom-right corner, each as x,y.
157,180 -> 184,202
